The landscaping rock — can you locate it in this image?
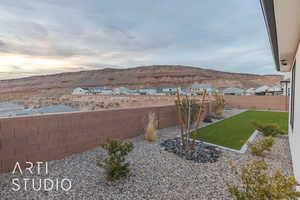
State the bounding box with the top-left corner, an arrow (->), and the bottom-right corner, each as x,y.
160,137 -> 221,163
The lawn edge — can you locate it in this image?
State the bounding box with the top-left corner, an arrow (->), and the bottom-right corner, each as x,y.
181,130 -> 259,154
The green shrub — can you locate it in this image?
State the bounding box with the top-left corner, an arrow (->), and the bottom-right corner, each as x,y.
228,160 -> 300,200
97,139 -> 134,181
251,121 -> 287,137
248,136 -> 274,156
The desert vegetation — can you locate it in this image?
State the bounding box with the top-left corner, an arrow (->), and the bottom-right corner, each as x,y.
145,112 -> 157,142
160,90 -> 221,163
211,93 -> 225,118
175,89 -> 207,151
97,139 -> 134,181
252,121 -> 288,136
228,160 -> 300,200
248,136 -> 274,156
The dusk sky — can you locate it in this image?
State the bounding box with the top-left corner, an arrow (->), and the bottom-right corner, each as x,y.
0,0 -> 277,80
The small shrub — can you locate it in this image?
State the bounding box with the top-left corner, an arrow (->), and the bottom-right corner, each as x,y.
248,136 -> 274,156
228,160 -> 300,200
145,112 -> 157,142
97,139 -> 134,181
252,121 -> 287,137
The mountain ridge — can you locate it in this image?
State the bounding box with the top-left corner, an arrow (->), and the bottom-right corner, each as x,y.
0,65 -> 283,93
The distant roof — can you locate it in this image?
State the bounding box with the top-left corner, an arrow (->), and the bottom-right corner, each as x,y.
80,87 -> 90,90
246,88 -> 256,93
267,85 -> 282,92
280,78 -> 290,83
116,87 -> 129,90
140,86 -> 157,90
190,83 -> 212,89
223,88 -> 244,94
160,85 -> 180,89
255,85 -> 270,93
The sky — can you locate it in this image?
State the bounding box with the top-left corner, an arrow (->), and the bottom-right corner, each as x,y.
0,0 -> 277,80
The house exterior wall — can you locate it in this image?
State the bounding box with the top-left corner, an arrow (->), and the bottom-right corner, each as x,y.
72,88 -> 88,95
191,88 -> 207,94
161,88 -> 179,93
139,89 -> 157,95
288,43 -> 300,182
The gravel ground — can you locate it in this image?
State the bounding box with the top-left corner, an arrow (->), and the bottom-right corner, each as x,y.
0,110 -> 293,200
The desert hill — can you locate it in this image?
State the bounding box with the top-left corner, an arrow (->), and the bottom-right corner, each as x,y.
0,65 -> 282,94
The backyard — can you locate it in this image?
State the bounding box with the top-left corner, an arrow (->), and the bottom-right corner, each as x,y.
194,110 -> 289,150
0,109 -> 293,199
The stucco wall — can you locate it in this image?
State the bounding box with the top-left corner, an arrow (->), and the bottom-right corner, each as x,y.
289,43 -> 300,183
224,95 -> 289,111
0,104 -> 209,174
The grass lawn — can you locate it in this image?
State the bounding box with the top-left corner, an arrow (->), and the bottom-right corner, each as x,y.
194,110 -> 288,150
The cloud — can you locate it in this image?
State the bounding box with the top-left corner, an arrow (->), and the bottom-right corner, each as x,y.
0,0 -> 277,80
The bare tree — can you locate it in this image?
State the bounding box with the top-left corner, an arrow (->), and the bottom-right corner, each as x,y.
175,89 -> 207,152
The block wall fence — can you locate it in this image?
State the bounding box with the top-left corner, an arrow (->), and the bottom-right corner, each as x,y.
0,104 -> 209,174
224,95 -> 289,111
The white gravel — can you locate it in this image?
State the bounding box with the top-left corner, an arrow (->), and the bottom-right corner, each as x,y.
0,110 -> 293,200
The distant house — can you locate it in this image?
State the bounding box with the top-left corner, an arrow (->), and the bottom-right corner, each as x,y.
92,86 -> 105,94
266,86 -> 283,96
113,87 -> 137,95
180,87 -> 192,95
223,88 -> 245,96
101,89 -> 113,95
127,89 -> 139,95
280,75 -> 291,96
72,87 -> 90,95
113,87 -> 125,95
159,86 -> 181,95
138,87 -> 157,95
245,88 -> 256,96
190,83 -> 213,95
255,85 -> 270,96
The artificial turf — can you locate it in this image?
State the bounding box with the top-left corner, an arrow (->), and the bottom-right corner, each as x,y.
194,110 -> 288,150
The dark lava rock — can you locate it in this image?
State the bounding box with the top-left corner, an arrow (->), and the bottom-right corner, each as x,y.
160,137 -> 221,163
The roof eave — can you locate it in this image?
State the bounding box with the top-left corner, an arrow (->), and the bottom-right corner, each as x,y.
260,0 -> 281,71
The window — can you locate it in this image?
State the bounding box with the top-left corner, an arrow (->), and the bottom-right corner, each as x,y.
290,62 -> 296,130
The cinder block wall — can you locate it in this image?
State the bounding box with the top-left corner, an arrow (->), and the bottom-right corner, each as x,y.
224,95 -> 289,111
0,104 -> 209,174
